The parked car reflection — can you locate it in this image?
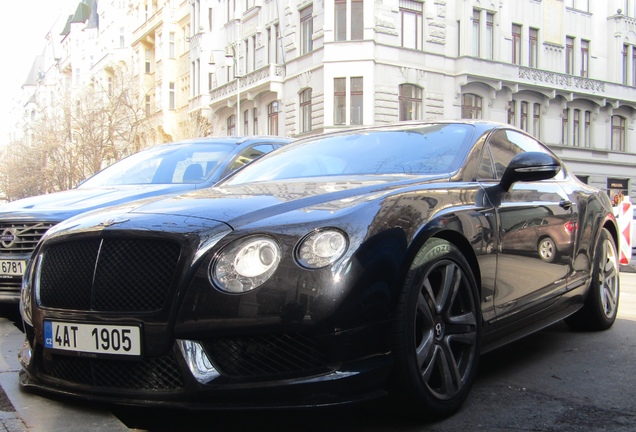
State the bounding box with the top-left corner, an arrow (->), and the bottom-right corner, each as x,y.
501,213 -> 575,263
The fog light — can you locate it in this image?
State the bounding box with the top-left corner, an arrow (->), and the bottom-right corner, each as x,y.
18,339 -> 32,369
177,340 -> 220,384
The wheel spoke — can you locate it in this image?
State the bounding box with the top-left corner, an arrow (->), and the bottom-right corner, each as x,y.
437,263 -> 460,315
435,337 -> 462,396
447,311 -> 477,338
415,288 -> 436,365
600,238 -> 619,317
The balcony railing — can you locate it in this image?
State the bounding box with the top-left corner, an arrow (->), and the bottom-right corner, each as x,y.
518,67 -> 605,93
209,64 -> 284,102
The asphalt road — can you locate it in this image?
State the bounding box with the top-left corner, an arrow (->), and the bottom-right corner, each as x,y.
1,272 -> 635,431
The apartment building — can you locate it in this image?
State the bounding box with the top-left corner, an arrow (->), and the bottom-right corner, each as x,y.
17,0 -> 636,200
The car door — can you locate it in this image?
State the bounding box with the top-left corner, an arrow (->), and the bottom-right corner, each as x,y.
479,129 -> 576,323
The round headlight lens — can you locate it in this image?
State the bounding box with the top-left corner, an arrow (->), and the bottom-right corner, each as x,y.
296,229 -> 348,269
211,237 -> 281,293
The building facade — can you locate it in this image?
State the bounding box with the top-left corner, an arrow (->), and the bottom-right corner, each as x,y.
16,0 -> 636,200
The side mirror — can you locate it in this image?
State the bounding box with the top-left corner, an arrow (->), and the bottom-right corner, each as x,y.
499,152 -> 561,192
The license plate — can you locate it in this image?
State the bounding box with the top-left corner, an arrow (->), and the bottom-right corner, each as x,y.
44,321 -> 142,357
0,260 -> 26,276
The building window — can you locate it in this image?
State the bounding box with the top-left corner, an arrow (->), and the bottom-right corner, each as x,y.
529,28 -> 538,67
145,49 -> 152,73
300,88 -> 312,133
533,103 -> 541,138
623,44 -> 629,85
208,7 -> 213,31
561,109 -> 568,145
335,0 -> 346,41
169,32 -> 175,58
584,110 -> 591,148
520,101 -> 528,131
253,108 -> 258,134
351,0 -> 363,40
633,46 -> 636,86
581,40 -> 589,77
145,95 -> 151,116
566,36 -> 574,74
611,115 -> 626,151
486,12 -> 494,60
335,0 -> 362,41
119,27 -> 125,48
334,77 -> 346,125
169,82 -> 175,109
573,109 -> 580,147
512,24 -> 521,65
274,24 -> 280,63
300,5 -> 313,55
227,115 -> 236,135
472,10 -> 480,57
399,84 -> 423,121
461,94 -> 482,119
400,0 -> 423,50
268,101 -> 279,135
350,76 -> 363,125
508,100 -> 516,126
244,110 -> 249,135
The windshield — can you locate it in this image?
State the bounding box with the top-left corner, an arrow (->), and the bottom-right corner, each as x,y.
79,142 -> 235,188
226,124 -> 474,185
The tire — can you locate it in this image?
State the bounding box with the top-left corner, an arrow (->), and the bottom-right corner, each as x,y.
538,237 -> 557,263
565,228 -> 620,331
392,238 -> 481,419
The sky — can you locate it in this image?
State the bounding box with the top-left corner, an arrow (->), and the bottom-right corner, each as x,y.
0,0 -> 78,147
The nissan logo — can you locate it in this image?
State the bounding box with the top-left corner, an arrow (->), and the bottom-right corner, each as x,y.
1,228 -> 17,248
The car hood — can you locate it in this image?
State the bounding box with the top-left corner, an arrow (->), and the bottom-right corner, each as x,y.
0,184 -> 196,222
78,174 -> 450,230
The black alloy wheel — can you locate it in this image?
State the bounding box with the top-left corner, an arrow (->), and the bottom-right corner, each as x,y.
392,238 -> 481,419
565,227 -> 620,331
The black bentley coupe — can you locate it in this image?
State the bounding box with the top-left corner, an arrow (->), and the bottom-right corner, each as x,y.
18,121 -> 619,418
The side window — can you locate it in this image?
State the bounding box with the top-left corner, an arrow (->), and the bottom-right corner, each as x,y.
477,144 -> 496,180
228,144 -> 276,173
487,130 -> 523,179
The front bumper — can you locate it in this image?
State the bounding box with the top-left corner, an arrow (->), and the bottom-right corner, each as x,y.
19,322 -> 393,409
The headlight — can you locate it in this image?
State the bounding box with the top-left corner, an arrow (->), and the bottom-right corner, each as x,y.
296,229 -> 348,269
211,236 -> 281,293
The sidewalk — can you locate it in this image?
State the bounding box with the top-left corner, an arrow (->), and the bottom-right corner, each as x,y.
0,316 -> 129,432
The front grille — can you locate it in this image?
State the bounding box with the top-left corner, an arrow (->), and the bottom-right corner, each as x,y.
38,238 -> 181,312
0,279 -> 21,292
43,353 -> 184,391
0,222 -> 56,254
204,334 -> 328,378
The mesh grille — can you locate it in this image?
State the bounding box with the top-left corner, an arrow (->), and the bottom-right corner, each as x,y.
38,238 -> 181,312
0,222 -> 56,255
205,334 -> 328,378
43,353 -> 184,391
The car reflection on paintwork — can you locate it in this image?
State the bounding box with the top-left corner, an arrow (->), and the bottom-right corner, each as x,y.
501,215 -> 575,263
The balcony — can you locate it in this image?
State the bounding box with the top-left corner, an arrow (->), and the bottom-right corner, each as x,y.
209,64 -> 284,110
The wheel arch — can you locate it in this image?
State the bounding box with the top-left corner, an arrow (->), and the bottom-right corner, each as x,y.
429,230 -> 482,298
